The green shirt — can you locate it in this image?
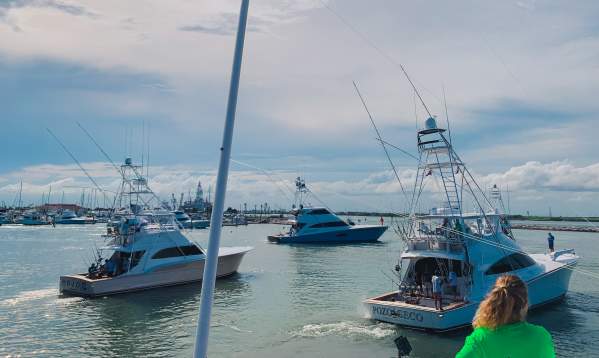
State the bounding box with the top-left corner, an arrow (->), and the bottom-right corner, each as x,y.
455,322 -> 555,358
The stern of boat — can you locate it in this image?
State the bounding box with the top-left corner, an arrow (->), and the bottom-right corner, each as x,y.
364,291 -> 477,332
59,274 -> 95,297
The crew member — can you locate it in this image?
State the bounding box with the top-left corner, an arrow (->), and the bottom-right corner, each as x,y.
432,271 -> 443,311
547,232 -> 555,253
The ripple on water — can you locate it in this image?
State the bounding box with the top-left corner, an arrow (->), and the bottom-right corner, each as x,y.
295,321 -> 396,339
0,288 -> 57,307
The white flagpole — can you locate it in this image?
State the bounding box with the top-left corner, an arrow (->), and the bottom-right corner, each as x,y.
193,0 -> 249,357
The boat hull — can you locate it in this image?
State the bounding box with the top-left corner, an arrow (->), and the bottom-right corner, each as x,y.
364,262 -> 576,332
59,248 -> 251,297
192,220 -> 210,229
21,221 -> 51,226
268,225 -> 387,244
55,219 -> 96,225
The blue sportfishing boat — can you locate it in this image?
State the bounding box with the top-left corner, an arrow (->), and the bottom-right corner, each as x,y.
267,177 -> 387,244
364,117 -> 579,331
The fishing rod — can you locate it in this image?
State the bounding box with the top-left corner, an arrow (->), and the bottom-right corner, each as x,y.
77,122 -> 172,215
46,128 -> 106,195
352,81 -> 410,206
76,122 -> 122,174
231,158 -> 294,202
375,138 -> 419,161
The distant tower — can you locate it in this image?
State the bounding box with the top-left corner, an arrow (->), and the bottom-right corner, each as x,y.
194,180 -> 205,210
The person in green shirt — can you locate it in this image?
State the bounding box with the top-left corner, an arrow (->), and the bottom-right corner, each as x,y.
456,275 -> 555,358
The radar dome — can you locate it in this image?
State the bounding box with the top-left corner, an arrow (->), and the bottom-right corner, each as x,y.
424,116 -> 437,130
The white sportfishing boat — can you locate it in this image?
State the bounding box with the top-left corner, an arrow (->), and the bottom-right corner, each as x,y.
268,177 -> 387,244
364,117 -> 579,331
59,158 -> 252,297
54,209 -> 96,224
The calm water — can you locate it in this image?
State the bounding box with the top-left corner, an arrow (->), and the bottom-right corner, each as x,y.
1,220 -> 598,357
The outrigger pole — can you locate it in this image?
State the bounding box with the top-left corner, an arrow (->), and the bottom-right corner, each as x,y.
193,1 -> 249,357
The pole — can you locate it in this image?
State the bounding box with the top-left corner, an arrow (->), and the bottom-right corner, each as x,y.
193,1 -> 249,357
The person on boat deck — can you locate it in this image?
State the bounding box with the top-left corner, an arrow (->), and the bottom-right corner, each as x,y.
380,216 -> 384,226
415,271 -> 423,295
547,232 -> 555,253
105,258 -> 116,277
121,256 -> 131,273
448,270 -> 459,300
423,268 -> 433,297
456,275 -> 555,358
432,271 -> 443,311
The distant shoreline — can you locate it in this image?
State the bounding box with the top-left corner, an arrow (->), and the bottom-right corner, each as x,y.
336,212 -> 599,222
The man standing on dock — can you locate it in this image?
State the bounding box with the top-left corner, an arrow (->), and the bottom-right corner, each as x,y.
547,232 -> 555,253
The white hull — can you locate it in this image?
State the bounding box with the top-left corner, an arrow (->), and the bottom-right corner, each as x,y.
60,247 -> 251,297
365,261 -> 576,331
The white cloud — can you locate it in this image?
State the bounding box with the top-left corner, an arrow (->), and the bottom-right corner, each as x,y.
2,160 -> 599,216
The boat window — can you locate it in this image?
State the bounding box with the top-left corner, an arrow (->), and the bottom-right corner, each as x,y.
307,209 -> 330,215
485,253 -> 536,275
309,221 -> 348,228
152,245 -> 203,259
181,245 -> 203,256
117,250 -> 146,269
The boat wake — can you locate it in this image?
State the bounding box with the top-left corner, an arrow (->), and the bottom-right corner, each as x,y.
295,321 -> 395,339
1,288 -> 57,306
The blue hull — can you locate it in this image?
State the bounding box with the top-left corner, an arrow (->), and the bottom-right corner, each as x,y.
55,220 -> 96,225
268,225 -> 387,244
192,220 -> 210,229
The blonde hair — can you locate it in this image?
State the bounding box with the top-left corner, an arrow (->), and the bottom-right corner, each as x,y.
472,275 -> 528,330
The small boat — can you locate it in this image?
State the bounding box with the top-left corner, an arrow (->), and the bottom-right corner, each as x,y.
192,217 -> 210,229
223,213 -> 248,226
267,177 -> 387,244
19,210 -> 51,225
363,117 -> 579,331
59,158 -> 252,297
55,209 -> 96,224
0,212 -> 13,224
173,210 -> 193,229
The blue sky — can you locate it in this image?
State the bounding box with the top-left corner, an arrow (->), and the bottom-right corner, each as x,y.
1,0 -> 599,216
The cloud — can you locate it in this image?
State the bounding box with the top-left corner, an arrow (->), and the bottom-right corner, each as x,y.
0,1 -> 598,217
2,160 -> 599,216
480,161 -> 599,193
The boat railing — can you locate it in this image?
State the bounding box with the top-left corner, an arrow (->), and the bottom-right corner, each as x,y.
406,232 -> 465,253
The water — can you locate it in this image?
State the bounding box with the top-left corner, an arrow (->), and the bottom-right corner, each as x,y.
1,221 -> 598,357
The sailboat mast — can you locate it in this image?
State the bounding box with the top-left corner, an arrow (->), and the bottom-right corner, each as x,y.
193,1 -> 249,357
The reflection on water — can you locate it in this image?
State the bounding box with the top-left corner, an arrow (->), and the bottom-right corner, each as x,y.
1,223 -> 598,357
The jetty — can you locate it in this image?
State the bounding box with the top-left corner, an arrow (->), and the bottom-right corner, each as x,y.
511,223 -> 599,233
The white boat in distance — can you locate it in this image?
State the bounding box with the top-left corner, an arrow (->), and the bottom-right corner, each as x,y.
364,117 -> 579,331
268,177 -> 387,244
54,209 -> 96,224
60,158 -> 252,297
20,210 -> 51,225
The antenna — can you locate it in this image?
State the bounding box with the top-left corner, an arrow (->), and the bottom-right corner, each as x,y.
141,120 -> 145,170
146,121 -> 150,179
442,86 -> 452,145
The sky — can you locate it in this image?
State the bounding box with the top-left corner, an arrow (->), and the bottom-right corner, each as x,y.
1,0 -> 599,216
